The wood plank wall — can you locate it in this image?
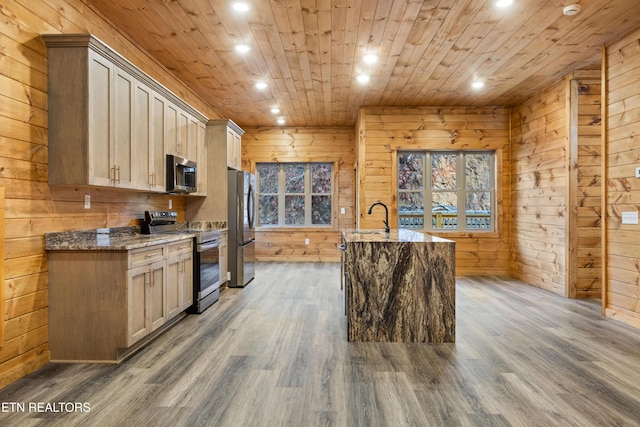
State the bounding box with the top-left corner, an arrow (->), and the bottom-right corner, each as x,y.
511,71 -> 604,298
242,127 -> 355,262
510,81 -> 568,295
0,188 -> 4,346
575,71 -> 603,298
603,27 -> 640,328
0,0 -> 220,388
356,107 -> 511,276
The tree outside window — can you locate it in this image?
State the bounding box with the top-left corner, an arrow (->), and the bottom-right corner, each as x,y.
398,151 -> 495,231
257,162 -> 333,227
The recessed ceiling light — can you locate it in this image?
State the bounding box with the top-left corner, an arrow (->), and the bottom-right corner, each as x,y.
496,0 -> 513,7
562,4 -> 581,16
356,74 -> 370,84
235,43 -> 250,53
277,117 -> 285,125
270,107 -> 280,114
255,81 -> 268,90
471,81 -> 485,89
232,2 -> 250,12
363,54 -> 378,64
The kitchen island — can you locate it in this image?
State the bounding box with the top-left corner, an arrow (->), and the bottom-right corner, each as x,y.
341,229 -> 455,343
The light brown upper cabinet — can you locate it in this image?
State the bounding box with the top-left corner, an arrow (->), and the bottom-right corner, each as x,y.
166,108 -> 199,163
43,34 -> 207,193
150,93 -> 169,191
227,127 -> 242,170
195,122 -> 207,196
207,119 -> 244,171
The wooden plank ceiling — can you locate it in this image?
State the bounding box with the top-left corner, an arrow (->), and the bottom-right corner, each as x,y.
85,0 -> 640,128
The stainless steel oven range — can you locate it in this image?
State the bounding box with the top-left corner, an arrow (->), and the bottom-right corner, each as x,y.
191,229 -> 221,313
142,210 -> 221,314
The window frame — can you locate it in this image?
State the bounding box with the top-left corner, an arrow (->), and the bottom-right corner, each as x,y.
397,150 -> 497,232
256,162 -> 335,228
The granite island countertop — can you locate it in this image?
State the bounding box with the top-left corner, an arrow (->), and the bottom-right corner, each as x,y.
341,228 -> 456,343
342,228 -> 453,243
45,221 -> 228,251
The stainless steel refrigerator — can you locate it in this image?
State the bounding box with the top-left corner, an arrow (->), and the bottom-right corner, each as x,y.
228,169 -> 256,287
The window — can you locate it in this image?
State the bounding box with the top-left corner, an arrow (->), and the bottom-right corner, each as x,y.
256,162 -> 333,227
398,151 -> 495,231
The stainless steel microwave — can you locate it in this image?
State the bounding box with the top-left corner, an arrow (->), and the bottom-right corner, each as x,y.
166,154 -> 197,193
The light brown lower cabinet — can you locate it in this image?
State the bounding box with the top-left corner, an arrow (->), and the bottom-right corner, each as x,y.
48,237 -> 193,363
127,259 -> 166,347
167,239 -> 194,317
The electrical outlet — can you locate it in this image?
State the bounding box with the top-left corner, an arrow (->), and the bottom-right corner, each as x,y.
636,167 -> 640,178
305,238 -> 310,245
169,199 -> 172,209
227,271 -> 231,281
84,194 -> 90,209
622,211 -> 639,225
341,207 -> 346,214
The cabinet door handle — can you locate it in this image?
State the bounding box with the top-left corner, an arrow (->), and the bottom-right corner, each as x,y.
115,166 -> 121,183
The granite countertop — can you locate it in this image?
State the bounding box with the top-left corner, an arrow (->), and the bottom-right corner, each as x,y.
341,229 -> 454,243
178,221 -> 227,232
45,221 -> 228,251
45,227 -> 193,251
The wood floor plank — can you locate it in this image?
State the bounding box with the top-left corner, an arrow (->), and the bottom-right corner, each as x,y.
1,263 -> 640,426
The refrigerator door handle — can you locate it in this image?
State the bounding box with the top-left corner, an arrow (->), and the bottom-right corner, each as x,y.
235,186 -> 241,240
247,183 -> 255,229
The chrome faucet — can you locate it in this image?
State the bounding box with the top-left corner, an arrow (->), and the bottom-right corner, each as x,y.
367,202 -> 390,233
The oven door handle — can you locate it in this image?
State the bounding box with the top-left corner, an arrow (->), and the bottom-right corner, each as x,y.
198,241 -> 219,252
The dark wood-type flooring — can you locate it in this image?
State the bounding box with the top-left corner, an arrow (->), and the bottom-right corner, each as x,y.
1,263 -> 640,426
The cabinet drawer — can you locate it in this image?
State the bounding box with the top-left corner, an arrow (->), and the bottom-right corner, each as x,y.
168,238 -> 193,255
129,245 -> 165,268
